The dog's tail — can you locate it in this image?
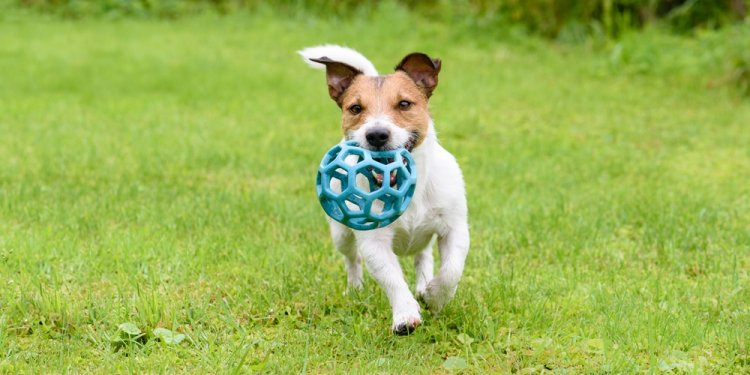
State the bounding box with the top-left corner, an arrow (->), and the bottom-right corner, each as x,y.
297,44 -> 379,76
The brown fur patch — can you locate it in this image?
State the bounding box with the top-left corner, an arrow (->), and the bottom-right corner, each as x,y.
339,72 -> 431,147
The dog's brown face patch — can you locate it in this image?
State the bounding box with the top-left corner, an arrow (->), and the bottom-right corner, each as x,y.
339,72 -> 431,147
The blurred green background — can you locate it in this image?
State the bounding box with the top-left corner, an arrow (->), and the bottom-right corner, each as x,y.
14,0 -> 750,35
10,0 -> 750,95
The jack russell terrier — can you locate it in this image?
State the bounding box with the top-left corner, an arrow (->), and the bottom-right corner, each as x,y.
299,45 -> 470,335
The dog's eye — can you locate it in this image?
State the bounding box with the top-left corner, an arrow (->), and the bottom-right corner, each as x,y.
348,104 -> 362,115
398,100 -> 412,110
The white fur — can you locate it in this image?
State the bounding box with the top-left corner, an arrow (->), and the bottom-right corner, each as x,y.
300,45 -> 470,334
298,45 -> 379,77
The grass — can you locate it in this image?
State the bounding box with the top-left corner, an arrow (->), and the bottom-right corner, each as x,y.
1,5 -> 750,373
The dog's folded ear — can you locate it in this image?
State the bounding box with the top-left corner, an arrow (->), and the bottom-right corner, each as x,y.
395,53 -> 442,98
309,57 -> 362,107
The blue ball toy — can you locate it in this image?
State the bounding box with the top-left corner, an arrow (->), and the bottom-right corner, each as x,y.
316,141 -> 417,230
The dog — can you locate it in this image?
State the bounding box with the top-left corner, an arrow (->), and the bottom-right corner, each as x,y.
299,45 -> 470,335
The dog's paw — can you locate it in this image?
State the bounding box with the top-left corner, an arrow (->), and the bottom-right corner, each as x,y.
392,314 -> 421,335
415,284 -> 428,300
344,280 -> 363,296
416,288 -> 428,308
422,281 -> 457,313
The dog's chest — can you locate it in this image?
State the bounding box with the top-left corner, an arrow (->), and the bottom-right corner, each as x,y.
389,184 -> 444,256
391,225 -> 436,256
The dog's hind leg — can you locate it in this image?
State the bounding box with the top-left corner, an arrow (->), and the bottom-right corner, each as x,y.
414,236 -> 435,300
423,221 -> 470,313
330,223 -> 362,291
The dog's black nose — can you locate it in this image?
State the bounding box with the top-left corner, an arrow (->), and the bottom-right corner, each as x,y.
366,127 -> 390,148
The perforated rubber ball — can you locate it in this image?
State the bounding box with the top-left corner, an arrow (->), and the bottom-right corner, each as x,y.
316,141 -> 417,230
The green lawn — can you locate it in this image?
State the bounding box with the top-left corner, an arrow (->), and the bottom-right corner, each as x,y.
1,7 -> 749,373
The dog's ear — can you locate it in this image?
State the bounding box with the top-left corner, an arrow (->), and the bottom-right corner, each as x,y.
309,57 -> 362,107
395,53 -> 441,98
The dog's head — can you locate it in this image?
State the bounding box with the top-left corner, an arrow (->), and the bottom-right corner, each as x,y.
310,53 -> 441,152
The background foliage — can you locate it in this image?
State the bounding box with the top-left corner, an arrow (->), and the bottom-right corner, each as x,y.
14,0 -> 749,37
11,0 -> 750,95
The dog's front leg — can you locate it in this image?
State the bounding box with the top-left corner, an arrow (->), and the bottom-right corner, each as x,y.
357,231 -> 421,335
330,222 -> 362,292
424,221 -> 470,313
